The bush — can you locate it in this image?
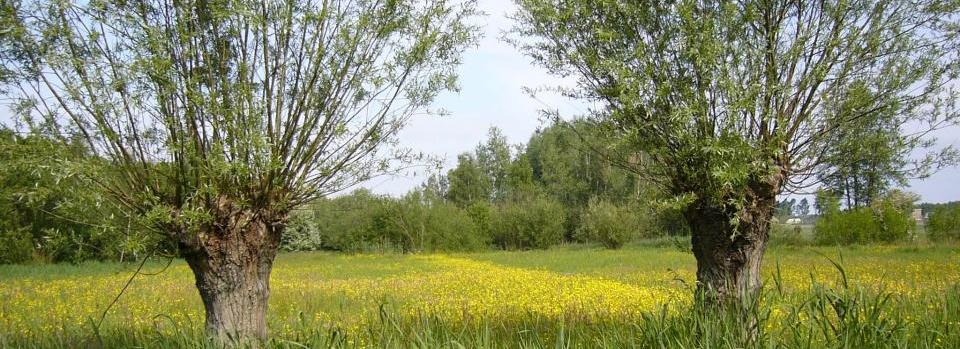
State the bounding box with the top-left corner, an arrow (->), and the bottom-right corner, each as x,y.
769,223 -> 809,247
465,201 -> 495,241
577,199 -> 638,249
814,191 -> 915,245
651,206 -> 690,237
492,196 -> 566,250
375,192 -> 488,253
928,204 -> 960,241
284,189 -> 389,252
280,214 -> 325,252
815,206 -> 877,245
283,189 -> 489,253
0,228 -> 34,264
874,199 -> 915,242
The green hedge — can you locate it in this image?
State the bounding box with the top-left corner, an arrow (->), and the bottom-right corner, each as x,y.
928,204 -> 960,241
490,196 -> 566,250
814,193 -> 915,245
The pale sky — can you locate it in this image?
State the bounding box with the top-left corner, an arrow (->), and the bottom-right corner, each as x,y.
361,0 -> 960,204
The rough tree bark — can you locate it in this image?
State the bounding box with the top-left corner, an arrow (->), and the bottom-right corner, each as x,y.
686,175 -> 781,303
180,197 -> 285,340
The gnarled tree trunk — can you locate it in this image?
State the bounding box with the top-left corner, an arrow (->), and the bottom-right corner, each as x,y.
180,197 -> 285,340
686,178 -> 780,303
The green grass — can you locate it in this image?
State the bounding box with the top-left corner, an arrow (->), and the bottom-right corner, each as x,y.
1,242 -> 958,348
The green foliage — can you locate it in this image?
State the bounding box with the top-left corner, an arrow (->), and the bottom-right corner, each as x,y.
282,189 -> 488,253
438,122 -> 681,248
927,203 -> 960,242
816,208 -> 880,245
283,190 -> 388,253
444,153 -> 492,207
1,0 -> 481,258
776,198 -> 796,220
465,201 -> 495,240
769,223 -> 810,247
0,228 -> 33,264
526,121 -> 669,239
511,0 -> 960,275
374,192 -> 488,253
527,122 -> 641,207
815,191 -> 917,245
577,199 -> 638,249
0,130 -> 152,264
445,126 -> 536,207
491,195 -> 566,250
475,127 -> 513,201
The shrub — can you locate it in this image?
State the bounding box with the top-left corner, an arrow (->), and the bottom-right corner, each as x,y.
577,199 -> 638,249
815,206 -> 877,245
423,202 -> 489,251
465,201 -> 495,241
492,196 -> 566,250
651,206 -> 690,237
375,193 -> 487,253
874,199 -> 915,242
0,228 -> 34,264
280,214 -> 325,252
814,192 -> 915,245
283,189 -> 490,253
285,189 -> 389,252
769,223 -> 809,246
928,204 -> 960,241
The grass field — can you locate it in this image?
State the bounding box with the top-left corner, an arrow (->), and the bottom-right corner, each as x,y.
1,242 -> 958,348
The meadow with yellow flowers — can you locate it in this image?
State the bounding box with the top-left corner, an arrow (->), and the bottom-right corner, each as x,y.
1,243 -> 958,348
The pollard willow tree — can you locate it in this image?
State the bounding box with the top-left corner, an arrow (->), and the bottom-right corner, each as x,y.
1,0 -> 478,338
513,0 -> 960,301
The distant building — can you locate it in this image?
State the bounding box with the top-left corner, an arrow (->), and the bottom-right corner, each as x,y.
911,208 -> 924,222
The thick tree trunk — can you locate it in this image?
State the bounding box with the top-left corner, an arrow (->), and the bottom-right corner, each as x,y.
180,197 -> 285,341
686,179 -> 779,303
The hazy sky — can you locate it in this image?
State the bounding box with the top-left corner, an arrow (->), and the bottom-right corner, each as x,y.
361,0 -> 960,203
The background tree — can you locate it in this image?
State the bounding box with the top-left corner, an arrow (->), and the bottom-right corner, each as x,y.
795,198 -> 810,218
445,153 -> 492,207
419,172 -> 449,203
927,201 -> 960,241
513,0 -> 960,301
475,127 -> 513,201
776,198 -> 797,219
816,82 -> 952,208
2,0 -> 478,339
525,121 -> 651,237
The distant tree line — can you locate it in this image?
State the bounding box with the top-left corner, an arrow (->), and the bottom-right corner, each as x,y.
281,123 -> 688,253
4,122 -> 959,262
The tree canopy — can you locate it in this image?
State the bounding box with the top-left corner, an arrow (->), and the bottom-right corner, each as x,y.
1,0 -> 479,338
3,0 -> 479,223
512,0 -> 960,299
